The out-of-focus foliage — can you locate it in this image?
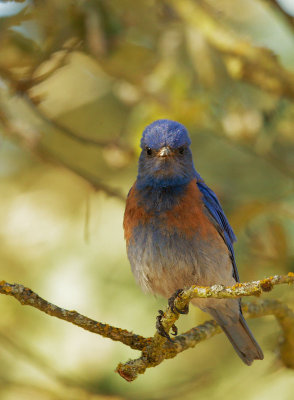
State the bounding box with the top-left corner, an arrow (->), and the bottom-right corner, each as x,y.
0,0 -> 294,399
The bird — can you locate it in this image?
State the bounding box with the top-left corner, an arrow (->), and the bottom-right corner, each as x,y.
123,119 -> 264,365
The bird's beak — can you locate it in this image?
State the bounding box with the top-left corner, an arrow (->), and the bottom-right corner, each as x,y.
158,146 -> 172,157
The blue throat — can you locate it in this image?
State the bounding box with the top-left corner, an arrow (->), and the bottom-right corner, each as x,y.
136,174 -> 194,190
135,183 -> 189,213
135,165 -> 197,213
136,155 -> 197,191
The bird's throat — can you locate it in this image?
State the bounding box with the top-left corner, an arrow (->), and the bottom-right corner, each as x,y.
135,181 -> 190,213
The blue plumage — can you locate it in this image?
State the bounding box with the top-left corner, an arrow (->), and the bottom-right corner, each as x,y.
141,119 -> 191,149
195,175 -> 239,282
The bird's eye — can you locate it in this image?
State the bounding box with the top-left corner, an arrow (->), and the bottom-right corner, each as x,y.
178,146 -> 185,155
146,147 -> 153,156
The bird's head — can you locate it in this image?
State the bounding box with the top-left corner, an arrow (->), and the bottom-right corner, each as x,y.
137,119 -> 196,188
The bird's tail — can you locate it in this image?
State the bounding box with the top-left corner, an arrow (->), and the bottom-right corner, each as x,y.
210,310 -> 264,365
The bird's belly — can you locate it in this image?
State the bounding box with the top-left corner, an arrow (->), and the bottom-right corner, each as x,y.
126,222 -> 233,298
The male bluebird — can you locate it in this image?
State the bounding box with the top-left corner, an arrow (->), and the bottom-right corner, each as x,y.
123,119 -> 263,365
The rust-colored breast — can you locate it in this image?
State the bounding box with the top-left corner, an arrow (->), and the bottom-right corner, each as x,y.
124,179 -> 220,244
123,183 -> 151,244
164,179 -> 218,239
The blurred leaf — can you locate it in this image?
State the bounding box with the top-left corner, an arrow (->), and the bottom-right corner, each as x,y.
230,201 -> 268,233
268,220 -> 288,265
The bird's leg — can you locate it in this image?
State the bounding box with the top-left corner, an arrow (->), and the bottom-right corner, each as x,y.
168,289 -> 189,314
156,310 -> 178,340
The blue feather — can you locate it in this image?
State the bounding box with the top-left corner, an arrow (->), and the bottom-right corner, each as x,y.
141,119 -> 191,149
195,173 -> 239,282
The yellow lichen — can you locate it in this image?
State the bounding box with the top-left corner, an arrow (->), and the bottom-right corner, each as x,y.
260,279 -> 273,292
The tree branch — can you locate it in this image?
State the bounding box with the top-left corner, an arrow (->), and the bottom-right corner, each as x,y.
117,273 -> 294,381
22,95 -> 132,151
36,145 -> 126,201
242,299 -> 294,369
0,66 -> 134,154
265,0 -> 294,31
0,280 -> 147,351
0,274 -> 293,381
174,1 -> 294,100
0,108 -> 125,201
117,298 -> 294,381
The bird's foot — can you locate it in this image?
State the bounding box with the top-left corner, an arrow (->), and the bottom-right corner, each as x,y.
168,289 -> 189,314
156,310 -> 178,341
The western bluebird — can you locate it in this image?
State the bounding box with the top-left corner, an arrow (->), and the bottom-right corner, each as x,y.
123,119 -> 263,365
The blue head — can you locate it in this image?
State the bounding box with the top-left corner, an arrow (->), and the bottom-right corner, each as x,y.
137,119 -> 197,189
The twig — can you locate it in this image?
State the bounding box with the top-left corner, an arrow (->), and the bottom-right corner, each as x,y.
29,41 -> 80,85
0,274 -> 293,381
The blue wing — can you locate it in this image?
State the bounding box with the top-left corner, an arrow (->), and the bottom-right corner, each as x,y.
195,174 -> 239,282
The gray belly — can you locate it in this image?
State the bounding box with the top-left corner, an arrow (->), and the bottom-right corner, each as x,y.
127,223 -> 234,299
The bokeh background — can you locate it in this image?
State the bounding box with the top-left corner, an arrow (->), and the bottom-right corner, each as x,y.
0,0 -> 294,399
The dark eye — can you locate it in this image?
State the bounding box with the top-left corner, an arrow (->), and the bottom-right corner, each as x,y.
146,147 -> 153,156
178,146 -> 185,155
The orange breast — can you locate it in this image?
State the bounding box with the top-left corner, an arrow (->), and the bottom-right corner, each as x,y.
123,184 -> 152,244
164,179 -> 218,240
123,179 -> 219,244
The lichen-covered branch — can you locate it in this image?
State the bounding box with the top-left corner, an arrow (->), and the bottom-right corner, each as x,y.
117,273 -> 294,381
0,274 -> 293,382
0,280 -> 147,350
176,273 -> 294,303
116,299 -> 294,381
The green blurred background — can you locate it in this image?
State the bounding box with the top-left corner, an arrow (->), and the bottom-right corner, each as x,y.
0,0 -> 294,399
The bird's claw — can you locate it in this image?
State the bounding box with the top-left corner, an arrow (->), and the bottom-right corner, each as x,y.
156,310 -> 178,340
168,289 -> 189,314
171,323 -> 178,336
156,289 -> 188,340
